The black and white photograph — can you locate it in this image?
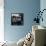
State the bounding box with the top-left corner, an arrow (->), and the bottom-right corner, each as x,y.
11,13 -> 24,25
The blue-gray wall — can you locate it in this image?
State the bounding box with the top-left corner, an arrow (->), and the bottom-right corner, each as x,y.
40,0 -> 46,27
4,0 -> 40,42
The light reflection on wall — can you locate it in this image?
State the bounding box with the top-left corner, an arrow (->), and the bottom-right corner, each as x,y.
0,0 -> 4,42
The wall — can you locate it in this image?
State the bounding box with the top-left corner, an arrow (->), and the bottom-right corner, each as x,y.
4,0 -> 40,42
40,0 -> 46,26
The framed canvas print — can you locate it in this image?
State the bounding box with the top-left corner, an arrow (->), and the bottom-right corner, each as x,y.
11,13 -> 24,25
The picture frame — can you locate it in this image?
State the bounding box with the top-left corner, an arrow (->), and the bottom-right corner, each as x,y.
11,13 -> 24,25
